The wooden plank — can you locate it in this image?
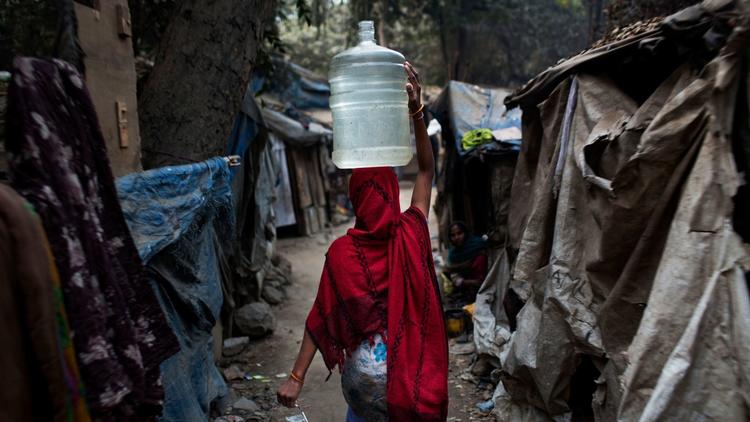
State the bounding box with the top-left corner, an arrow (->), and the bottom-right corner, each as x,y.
306,206 -> 321,234
317,206 -> 328,227
290,148 -> 313,208
308,147 -> 327,207
317,144 -> 332,192
74,0 -> 142,176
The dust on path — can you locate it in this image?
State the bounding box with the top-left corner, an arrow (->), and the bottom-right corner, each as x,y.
223,182 -> 494,421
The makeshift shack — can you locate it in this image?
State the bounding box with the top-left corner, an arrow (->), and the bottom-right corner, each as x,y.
254,58 -> 336,236
223,82 -> 280,326
473,1 -> 750,420
430,80 -> 522,247
262,104 -> 333,236
217,60 -> 332,337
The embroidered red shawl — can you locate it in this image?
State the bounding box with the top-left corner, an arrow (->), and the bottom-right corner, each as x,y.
306,168 -> 448,421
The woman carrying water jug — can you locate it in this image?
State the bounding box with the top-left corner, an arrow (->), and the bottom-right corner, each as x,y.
276,62 -> 448,422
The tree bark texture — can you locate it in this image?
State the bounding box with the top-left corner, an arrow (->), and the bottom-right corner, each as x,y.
435,11 -> 452,81
586,0 -> 606,43
138,0 -> 276,169
377,0 -> 388,47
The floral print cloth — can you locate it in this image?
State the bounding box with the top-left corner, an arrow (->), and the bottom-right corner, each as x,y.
6,57 -> 179,419
342,333 -> 388,421
43,210 -> 92,422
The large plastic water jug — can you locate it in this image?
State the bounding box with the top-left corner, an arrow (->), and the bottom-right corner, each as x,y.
329,21 -> 411,169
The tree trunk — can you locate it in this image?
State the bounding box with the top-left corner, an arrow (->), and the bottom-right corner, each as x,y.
593,0 -> 604,40
452,26 -> 468,81
435,10 -> 453,81
587,0 -> 605,43
138,0 -> 276,169
377,0 -> 388,47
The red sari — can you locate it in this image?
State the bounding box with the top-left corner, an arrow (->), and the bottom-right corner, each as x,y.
306,168 -> 448,421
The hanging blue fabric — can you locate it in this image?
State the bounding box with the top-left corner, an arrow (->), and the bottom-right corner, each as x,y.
116,158 -> 234,422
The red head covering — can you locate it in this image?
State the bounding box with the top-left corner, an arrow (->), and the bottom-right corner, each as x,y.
306,168 -> 448,421
348,167 -> 400,239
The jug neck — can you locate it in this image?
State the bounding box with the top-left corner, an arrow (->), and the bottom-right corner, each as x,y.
358,20 -> 376,44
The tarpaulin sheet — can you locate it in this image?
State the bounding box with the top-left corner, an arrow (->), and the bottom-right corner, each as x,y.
430,80 -> 522,157
278,61 -> 330,109
224,84 -> 274,308
226,83 -> 263,161
251,139 -> 278,271
473,249 -> 513,361
252,58 -> 330,110
472,1 -> 750,420
432,81 -> 521,249
271,135 -> 297,227
117,157 -> 233,422
261,107 -> 331,147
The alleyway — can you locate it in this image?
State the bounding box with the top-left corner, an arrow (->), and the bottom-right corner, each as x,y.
218,182 -> 495,421
5,3 -> 747,422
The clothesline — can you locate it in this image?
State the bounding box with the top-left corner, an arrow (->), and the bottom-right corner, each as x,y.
141,148 -> 243,168
224,155 -> 242,167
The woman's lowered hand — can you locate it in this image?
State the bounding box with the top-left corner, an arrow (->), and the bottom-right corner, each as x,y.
277,375 -> 303,408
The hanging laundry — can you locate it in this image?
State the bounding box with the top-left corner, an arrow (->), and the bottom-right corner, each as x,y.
5,57 -> 178,420
0,184 -> 70,422
117,157 -> 234,421
461,128 -> 494,151
44,205 -> 92,422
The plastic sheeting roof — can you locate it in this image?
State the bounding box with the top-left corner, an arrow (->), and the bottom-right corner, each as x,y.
261,107 -> 331,147
248,58 -> 332,147
430,80 -> 522,157
252,57 -> 330,110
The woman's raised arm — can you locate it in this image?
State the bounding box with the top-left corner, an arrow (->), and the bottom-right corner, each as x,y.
405,62 -> 434,217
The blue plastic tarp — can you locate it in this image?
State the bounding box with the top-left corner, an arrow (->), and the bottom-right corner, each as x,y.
430,80 -> 522,157
252,58 -> 330,110
227,87 -> 261,160
245,60 -> 331,148
116,157 -> 234,422
278,61 -> 330,109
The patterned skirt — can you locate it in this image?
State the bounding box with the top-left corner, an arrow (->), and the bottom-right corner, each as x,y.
341,333 -> 388,421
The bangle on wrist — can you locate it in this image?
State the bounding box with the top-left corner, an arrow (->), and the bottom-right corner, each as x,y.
412,111 -> 424,121
409,103 -> 424,117
290,371 -> 304,385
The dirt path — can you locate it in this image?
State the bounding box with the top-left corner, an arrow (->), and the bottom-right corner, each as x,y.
218,182 -> 494,421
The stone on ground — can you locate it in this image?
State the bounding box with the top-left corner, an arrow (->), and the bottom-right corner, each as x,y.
233,397 -> 260,412
261,283 -> 286,305
223,364 -> 245,381
235,302 -> 276,337
214,415 -> 244,422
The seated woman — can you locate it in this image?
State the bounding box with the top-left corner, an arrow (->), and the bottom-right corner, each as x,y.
444,222 -> 488,305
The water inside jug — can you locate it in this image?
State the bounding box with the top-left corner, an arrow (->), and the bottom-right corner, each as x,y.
329,21 -> 412,169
